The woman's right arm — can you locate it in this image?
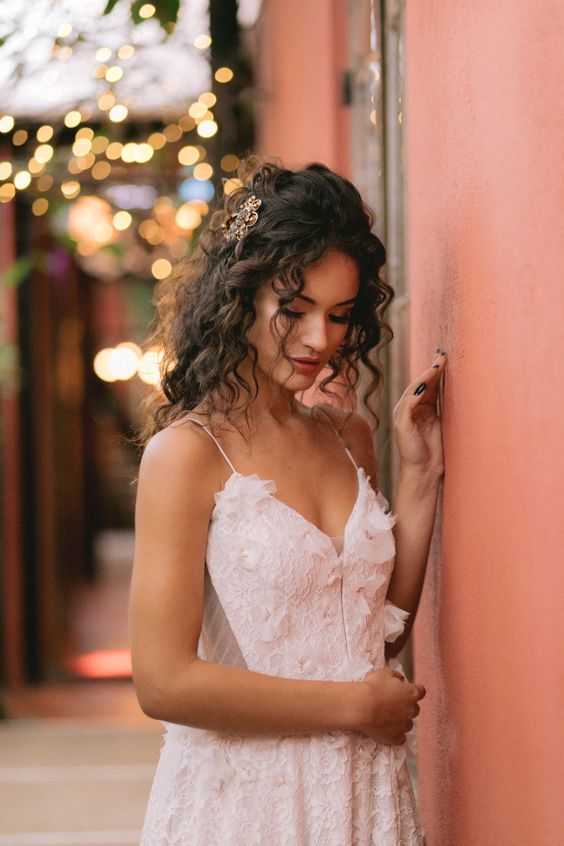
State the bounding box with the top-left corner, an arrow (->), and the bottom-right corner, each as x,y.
129,424 -> 424,742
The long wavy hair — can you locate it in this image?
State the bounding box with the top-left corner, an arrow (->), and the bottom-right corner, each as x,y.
134,155 -> 395,450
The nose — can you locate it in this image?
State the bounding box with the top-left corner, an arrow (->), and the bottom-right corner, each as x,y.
301,315 -> 330,354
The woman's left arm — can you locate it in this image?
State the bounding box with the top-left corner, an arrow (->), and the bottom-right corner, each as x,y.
385,349 -> 447,658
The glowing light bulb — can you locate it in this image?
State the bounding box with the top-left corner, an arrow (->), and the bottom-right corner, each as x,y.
36,125 -> 54,142
64,110 -> 82,128
32,198 -> 49,216
194,35 -> 211,49
215,67 -> 234,83
197,120 -> 218,138
113,210 -> 132,230
109,104 -> 128,122
14,171 -> 32,190
139,3 -> 156,18
0,116 -> 15,133
178,145 -> 199,166
105,66 -> 123,83
151,258 -> 172,280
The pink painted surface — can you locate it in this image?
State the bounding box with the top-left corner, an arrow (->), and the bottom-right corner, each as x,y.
404,3 -> 564,843
256,0 -> 350,174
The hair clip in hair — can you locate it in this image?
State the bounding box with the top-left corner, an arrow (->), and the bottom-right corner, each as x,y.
221,194 -> 262,243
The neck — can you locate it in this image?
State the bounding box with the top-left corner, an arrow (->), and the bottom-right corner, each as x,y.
211,362 -> 308,429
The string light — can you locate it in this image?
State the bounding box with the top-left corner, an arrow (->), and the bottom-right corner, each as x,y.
72,138 -> 92,156
0,183 -> 16,202
139,3 -> 156,19
221,153 -> 239,172
64,110 -> 82,128
0,162 -> 13,180
151,258 -> 172,279
36,125 -> 54,142
199,91 -> 217,107
37,174 -> 54,192
197,120 -> 218,138
91,161 -> 112,180
109,104 -> 128,122
28,158 -> 44,175
193,162 -> 213,180
105,66 -> 123,83
96,47 -> 112,62
14,171 -> 32,189
194,35 -> 211,49
98,92 -> 116,111
215,67 -> 233,83
178,115 -> 195,131
163,124 -> 182,142
106,141 -> 123,160
188,102 -> 207,119
76,127 -> 94,140
13,130 -> 29,146
0,116 -> 15,133
178,145 -> 199,166
147,132 -> 166,150
113,210 -> 132,230
35,144 -> 54,163
118,45 -> 135,60
91,135 -> 109,154
61,180 -> 81,198
32,198 -> 49,216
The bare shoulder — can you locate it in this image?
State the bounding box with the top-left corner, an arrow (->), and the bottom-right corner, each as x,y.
137,414 -> 228,510
311,402 -> 379,487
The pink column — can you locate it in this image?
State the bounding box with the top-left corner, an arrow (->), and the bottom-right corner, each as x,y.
256,0 -> 350,174
404,3 -> 564,843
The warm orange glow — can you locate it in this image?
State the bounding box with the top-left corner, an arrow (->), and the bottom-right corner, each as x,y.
66,648 -> 132,678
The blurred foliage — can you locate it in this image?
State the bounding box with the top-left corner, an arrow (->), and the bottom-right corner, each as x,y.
103,0 -> 181,32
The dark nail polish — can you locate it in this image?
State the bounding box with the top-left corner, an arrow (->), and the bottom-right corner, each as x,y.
435,348 -> 441,353
414,383 -> 426,395
440,351 -> 446,356
432,364 -> 440,368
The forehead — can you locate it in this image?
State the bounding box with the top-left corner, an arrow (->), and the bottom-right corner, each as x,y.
303,250 -> 359,294
266,249 -> 360,302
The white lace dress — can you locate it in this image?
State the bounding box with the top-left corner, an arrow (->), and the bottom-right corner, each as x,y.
139,421 -> 425,845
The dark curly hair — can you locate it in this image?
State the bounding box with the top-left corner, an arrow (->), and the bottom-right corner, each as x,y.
134,155 -> 395,450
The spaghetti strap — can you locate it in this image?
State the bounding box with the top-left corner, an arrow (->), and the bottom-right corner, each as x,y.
313,406 -> 359,470
184,416 -> 237,474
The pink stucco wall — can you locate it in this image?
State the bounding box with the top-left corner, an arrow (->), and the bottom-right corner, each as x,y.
405,3 -> 564,843
256,0 -> 350,174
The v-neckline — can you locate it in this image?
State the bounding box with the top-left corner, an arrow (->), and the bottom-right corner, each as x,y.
225,465 -> 365,560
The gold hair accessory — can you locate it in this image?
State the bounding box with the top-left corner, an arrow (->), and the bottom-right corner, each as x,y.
221,194 -> 262,242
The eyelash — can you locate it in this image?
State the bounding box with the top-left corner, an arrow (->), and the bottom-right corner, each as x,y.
279,307 -> 353,325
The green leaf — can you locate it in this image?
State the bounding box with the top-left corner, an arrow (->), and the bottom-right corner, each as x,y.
0,257 -> 33,289
103,0 -> 122,15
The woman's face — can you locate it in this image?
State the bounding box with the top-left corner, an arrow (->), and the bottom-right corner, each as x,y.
247,248 -> 360,391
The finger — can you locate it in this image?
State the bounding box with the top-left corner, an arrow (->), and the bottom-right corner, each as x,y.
398,355 -> 446,403
389,669 -> 405,680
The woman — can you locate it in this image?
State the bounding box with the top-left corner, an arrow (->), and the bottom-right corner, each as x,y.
130,156 -> 446,844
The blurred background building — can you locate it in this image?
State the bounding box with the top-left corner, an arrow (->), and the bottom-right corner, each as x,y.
1,1 -> 562,844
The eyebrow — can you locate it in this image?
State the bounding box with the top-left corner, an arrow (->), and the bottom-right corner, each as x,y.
291,294 -> 357,307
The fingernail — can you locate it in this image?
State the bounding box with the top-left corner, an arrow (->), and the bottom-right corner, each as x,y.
435,347 -> 441,353
414,383 -> 426,395
440,350 -> 447,356
432,364 -> 440,368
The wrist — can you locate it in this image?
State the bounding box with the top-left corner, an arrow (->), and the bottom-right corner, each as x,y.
337,680 -> 371,732
399,462 -> 443,489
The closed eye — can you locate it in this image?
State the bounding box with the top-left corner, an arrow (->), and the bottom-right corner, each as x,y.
280,307 -> 353,324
